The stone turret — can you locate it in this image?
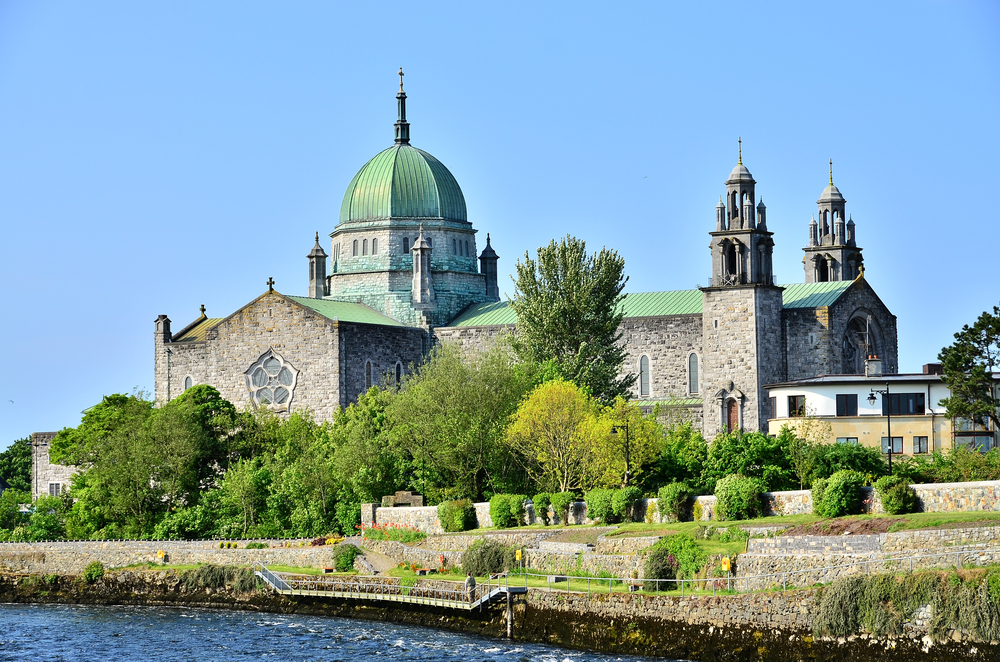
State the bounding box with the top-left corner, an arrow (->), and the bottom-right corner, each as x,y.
802,161 -> 864,282
307,232 -> 328,299
478,233 -> 500,301
411,224 -> 435,308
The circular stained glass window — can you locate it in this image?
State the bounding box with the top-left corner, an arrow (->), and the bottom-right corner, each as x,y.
244,349 -> 299,410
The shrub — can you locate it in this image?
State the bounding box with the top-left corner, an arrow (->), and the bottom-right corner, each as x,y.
361,523 -> 427,543
550,491 -> 575,525
462,539 -> 518,577
874,475 -> 920,515
532,493 -> 551,525
643,549 -> 678,591
811,477 -> 828,515
692,500 -> 704,522
245,542 -> 268,549
333,544 -> 362,572
815,470 -> 864,517
649,533 -> 707,579
81,561 -> 104,584
657,482 -> 692,522
612,486 -> 643,523
489,494 -> 526,529
584,488 -> 617,524
714,474 -> 766,521
437,499 -> 477,533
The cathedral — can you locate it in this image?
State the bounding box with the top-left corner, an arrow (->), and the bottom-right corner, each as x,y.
153,75 -> 897,437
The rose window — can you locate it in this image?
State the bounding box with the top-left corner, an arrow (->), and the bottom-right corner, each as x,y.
244,349 -> 299,410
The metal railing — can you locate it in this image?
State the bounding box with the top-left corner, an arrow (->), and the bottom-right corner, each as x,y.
254,563 -> 513,609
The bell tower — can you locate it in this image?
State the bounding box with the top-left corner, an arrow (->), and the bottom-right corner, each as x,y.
802,161 -> 864,282
700,141 -> 785,437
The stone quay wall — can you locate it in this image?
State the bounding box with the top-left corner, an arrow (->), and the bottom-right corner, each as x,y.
0,539 -> 347,575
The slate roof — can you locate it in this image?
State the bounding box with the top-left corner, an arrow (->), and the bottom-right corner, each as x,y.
446,281 -> 856,327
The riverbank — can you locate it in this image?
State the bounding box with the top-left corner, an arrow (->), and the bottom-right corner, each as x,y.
2,568 -> 994,661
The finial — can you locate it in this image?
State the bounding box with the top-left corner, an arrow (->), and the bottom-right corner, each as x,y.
486,232 -> 491,244
398,67 -> 404,92
267,277 -> 275,292
738,137 -> 742,165
829,159 -> 833,185
199,304 -> 206,316
394,68 -> 410,144
315,231 -> 319,242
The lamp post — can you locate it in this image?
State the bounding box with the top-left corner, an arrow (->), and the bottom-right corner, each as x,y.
610,422 -> 631,486
868,385 -> 893,476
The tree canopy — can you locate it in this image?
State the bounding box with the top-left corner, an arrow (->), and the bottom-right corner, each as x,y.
509,234 -> 634,402
0,437 -> 31,493
938,303 -> 1000,431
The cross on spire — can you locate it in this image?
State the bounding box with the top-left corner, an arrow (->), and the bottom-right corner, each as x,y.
199,304 -> 206,316
829,159 -> 834,185
267,277 -> 275,292
398,67 -> 404,92
394,68 -> 410,144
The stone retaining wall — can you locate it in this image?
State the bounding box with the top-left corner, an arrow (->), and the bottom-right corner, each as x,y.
593,535 -> 660,555
883,525 -> 1000,552
416,531 -> 561,552
0,539 -> 345,574
523,550 -> 643,577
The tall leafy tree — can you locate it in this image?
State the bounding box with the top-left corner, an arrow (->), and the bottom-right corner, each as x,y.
510,235 -> 634,402
0,437 -> 32,493
939,303 -> 1000,432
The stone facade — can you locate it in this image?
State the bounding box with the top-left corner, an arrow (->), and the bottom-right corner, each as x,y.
30,432 -> 75,501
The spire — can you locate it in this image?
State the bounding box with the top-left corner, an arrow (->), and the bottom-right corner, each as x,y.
829,159 -> 833,185
394,67 -> 410,145
738,137 -> 742,165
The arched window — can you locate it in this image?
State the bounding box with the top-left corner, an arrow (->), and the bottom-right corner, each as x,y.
819,257 -> 829,282
639,355 -> 650,397
688,353 -> 699,394
352,239 -> 358,256
465,240 -> 469,257
184,376 -> 193,391
372,238 -> 377,255
453,238 -> 457,254
362,239 -> 368,256
365,361 -> 372,390
403,237 -> 409,253
426,237 -> 432,248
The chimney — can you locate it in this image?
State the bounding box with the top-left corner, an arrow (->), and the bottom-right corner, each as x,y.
865,355 -> 883,377
923,363 -> 943,375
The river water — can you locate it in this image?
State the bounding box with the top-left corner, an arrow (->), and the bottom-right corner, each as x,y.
0,604 -> 669,661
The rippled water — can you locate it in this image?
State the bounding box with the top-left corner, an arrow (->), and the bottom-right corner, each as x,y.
0,604 -> 668,661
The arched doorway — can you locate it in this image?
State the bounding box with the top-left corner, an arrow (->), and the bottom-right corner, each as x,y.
726,399 -> 739,433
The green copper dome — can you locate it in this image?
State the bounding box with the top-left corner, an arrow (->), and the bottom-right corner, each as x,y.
338,143 -> 467,224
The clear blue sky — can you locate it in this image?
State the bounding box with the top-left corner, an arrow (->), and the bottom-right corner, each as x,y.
2,1 -> 998,448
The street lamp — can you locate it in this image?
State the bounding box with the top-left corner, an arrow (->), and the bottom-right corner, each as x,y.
868,385 -> 893,476
610,422 -> 631,486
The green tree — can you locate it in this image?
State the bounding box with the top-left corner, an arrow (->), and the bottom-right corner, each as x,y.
505,378 -> 598,492
700,430 -> 796,493
646,422 -> 709,493
386,342 -> 536,502
938,303 -> 1000,432
587,397 -> 664,488
0,437 -> 32,493
509,235 -> 634,402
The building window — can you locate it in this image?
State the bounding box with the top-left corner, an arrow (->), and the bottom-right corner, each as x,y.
426,237 -> 432,248
184,376 -> 193,391
365,361 -> 372,390
48,482 -> 61,497
688,353 -> 699,394
363,239 -> 368,256
639,355 -> 650,397
244,349 -> 299,410
453,238 -> 457,254
395,362 -> 402,387
372,238 -> 378,255
837,437 -> 859,445
353,239 -> 358,256
836,394 -> 858,417
788,395 -> 806,417
465,240 -> 469,256
403,237 -> 409,253
913,436 -> 929,454
769,397 -> 777,420
882,393 -> 925,416
881,437 -> 904,454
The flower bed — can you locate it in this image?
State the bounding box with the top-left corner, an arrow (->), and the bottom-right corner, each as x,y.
358,522 -> 427,544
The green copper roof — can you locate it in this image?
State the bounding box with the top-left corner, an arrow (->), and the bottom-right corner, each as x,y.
447,282 -> 856,327
338,144 -> 467,224
287,296 -> 406,327
781,281 -> 853,308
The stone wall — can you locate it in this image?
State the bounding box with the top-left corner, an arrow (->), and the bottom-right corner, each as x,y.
434,325 -> 511,355
0,539 -> 347,574
617,314 -> 702,402
826,278 -> 899,376
31,432 -> 76,501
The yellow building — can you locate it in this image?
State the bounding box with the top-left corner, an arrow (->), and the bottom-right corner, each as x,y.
765,361 -> 997,456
